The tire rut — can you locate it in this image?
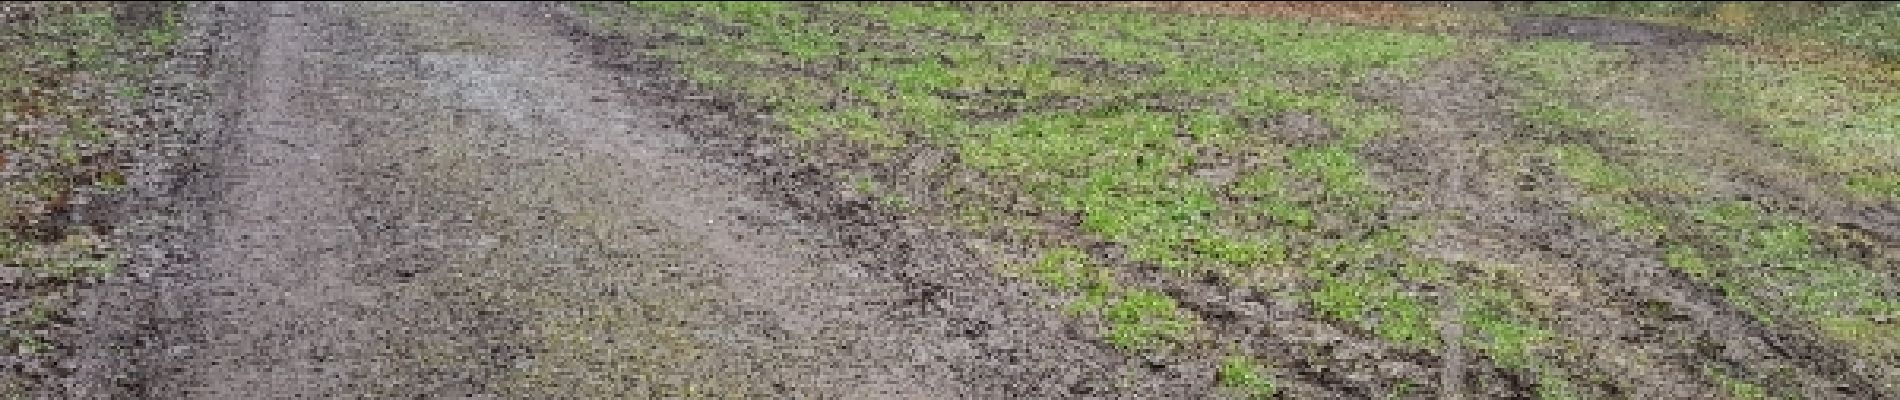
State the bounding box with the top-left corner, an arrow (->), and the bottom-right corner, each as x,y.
1358,46 -> 1878,398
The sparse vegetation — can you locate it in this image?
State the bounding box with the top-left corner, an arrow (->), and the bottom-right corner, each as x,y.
1494,14 -> 1900,392
7,0 -> 1894,398
592,1 -> 1899,397
1015,247 -> 1196,350
1701,47 -> 1900,202
1510,1 -> 1900,61
1217,355 -> 1278,399
2,1 -> 182,394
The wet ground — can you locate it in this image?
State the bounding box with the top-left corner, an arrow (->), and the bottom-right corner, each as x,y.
37,2 -> 1897,399
63,2 -> 1218,398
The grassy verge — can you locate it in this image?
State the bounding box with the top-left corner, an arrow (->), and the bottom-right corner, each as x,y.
588,1 -> 1619,395
585,0 -> 1900,396
1700,47 -> 1900,202
1493,31 -> 1900,391
1,1 -> 182,395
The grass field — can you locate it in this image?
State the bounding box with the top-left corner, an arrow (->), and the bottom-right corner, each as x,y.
584,2 -> 1899,397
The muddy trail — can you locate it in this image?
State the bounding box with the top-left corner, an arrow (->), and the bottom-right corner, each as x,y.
60,2 -> 1220,398
35,2 -> 1897,399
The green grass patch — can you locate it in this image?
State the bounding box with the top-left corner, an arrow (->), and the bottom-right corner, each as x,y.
1217,355 -> 1280,399
1845,173 -> 1900,199
1288,144 -> 1383,212
1668,201 -> 1899,351
1516,99 -> 1641,135
1557,144 -> 1900,353
1462,288 -> 1556,370
1309,270 -> 1440,348
1578,200 -> 1671,237
1102,289 -> 1195,349
1021,247 -> 1117,297
1496,41 -> 1672,149
1459,266 -> 1576,398
1495,40 -> 1631,91
1012,248 -> 1197,350
1497,36 -> 1900,357
600,0 -> 1587,390
1547,145 -> 1701,196
1549,145 -> 1636,193
609,1 -> 1900,395
1702,47 -> 1900,200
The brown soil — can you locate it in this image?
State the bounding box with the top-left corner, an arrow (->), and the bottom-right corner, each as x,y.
43,3 -> 1899,399
58,2 -> 1230,398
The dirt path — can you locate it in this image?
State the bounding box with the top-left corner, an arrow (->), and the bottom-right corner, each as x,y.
65,2 -> 1213,398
